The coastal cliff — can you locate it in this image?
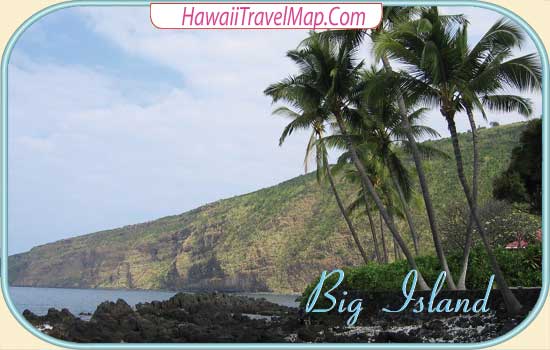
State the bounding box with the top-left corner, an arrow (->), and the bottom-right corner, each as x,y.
8,123 -> 526,293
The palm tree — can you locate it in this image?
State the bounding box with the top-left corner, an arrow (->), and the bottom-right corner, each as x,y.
317,135 -> 371,265
270,100 -> 370,265
314,7 -> 463,289
381,183 -> 403,262
376,8 -> 465,290
336,155 -> 396,264
336,161 -> 384,263
374,7 -> 541,313
329,95 -> 446,262
453,20 -> 540,289
265,33 -> 431,290
329,105 -> 428,258
357,67 -> 449,256
334,144 -> 411,264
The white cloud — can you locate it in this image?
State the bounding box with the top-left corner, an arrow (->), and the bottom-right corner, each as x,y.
7,21 -> 312,253
79,6 -> 542,135
7,6 -> 543,254
77,7 -> 308,96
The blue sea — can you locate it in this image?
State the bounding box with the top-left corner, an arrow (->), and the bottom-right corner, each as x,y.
9,286 -> 300,317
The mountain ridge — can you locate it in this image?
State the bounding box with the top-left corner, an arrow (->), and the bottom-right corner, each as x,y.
8,122 -> 528,293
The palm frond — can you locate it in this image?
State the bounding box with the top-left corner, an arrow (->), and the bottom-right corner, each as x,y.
497,53 -> 542,91
481,94 -> 533,116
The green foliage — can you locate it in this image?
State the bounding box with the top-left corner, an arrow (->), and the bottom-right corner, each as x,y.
9,123 -> 537,294
465,245 -> 542,289
300,244 -> 542,306
410,122 -> 530,252
493,119 -> 542,214
493,172 -> 528,204
440,199 -> 541,253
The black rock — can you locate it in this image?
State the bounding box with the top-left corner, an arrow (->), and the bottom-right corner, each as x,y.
21,288 -> 538,343
374,331 -> 421,343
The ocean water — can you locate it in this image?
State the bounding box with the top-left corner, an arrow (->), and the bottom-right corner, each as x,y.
9,287 -> 300,317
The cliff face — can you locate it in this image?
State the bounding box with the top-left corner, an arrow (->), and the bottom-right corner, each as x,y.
8,123 -> 527,293
9,173 -> 364,293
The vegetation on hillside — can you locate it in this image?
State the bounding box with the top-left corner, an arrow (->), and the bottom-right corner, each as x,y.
9,122 -> 536,294
265,6 -> 541,314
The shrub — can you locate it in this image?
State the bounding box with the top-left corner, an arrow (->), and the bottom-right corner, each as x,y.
300,244 -> 542,306
493,119 -> 542,214
439,199 -> 541,253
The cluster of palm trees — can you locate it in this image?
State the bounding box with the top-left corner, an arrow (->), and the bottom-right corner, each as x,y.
264,7 -> 541,315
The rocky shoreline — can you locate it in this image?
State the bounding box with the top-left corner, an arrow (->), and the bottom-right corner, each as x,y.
23,288 -> 540,343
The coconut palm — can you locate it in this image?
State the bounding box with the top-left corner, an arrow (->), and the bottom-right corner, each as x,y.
338,162 -> 384,263
357,67 -> 450,256
320,109 -> 414,264
379,213 -> 389,263
265,33 -> 431,290
335,153 -> 396,263
270,98 -> 370,265
328,105 -> 428,258
328,92 -> 446,262
313,7 -> 464,289
335,143 -> 413,263
373,7 -> 541,313
336,160 -> 384,263
375,9 -> 466,290
453,20 -> 541,289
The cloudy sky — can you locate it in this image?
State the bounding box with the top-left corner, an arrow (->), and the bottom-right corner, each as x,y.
7,6 -> 542,254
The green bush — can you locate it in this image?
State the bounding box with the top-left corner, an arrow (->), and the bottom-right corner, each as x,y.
300,244 -> 542,306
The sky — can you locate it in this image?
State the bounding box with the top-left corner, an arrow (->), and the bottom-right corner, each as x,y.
7,6 -> 542,254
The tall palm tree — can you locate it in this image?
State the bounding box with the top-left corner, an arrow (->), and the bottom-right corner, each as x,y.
381,183 -> 403,262
376,8 -> 466,290
317,136 -> 371,265
357,67 -> 449,256
329,105 -> 431,258
271,103 -> 370,265
337,155 -> 397,264
314,7 -> 463,289
330,104 -> 446,262
453,20 -> 540,289
334,144 -> 411,263
341,165 -> 384,263
337,161 -> 384,263
374,7 -> 541,313
265,33 -> 431,290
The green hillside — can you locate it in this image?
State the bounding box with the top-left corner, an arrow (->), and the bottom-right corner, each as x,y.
8,122 -> 528,293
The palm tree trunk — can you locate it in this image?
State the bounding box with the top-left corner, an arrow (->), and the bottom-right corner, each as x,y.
333,111 -> 430,291
382,187 -> 404,262
325,164 -> 370,265
444,113 -> 522,314
398,244 -> 403,260
457,218 -> 474,289
365,200 -> 382,263
393,237 -> 403,261
394,238 -> 403,261
381,55 -> 456,290
457,107 -> 478,290
389,166 -> 420,255
379,212 -> 388,263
